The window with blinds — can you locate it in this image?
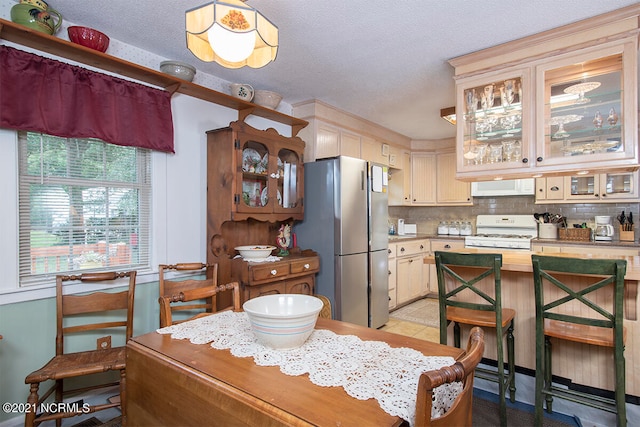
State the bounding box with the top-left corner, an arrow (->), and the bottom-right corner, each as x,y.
18,132 -> 151,287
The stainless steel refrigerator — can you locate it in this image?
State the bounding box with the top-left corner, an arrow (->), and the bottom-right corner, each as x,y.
295,156 -> 389,328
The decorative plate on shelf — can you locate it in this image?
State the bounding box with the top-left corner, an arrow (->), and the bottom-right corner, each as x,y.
261,188 -> 282,206
242,148 -> 261,172
255,153 -> 268,174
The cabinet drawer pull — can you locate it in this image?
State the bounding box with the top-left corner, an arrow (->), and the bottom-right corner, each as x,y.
420,245 -> 424,250
409,259 -> 413,263
271,269 -> 278,275
444,244 -> 451,249
303,263 -> 310,269
400,247 -> 405,252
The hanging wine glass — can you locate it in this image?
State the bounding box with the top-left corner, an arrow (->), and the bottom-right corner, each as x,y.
465,89 -> 478,121
501,80 -> 515,109
482,84 -> 495,112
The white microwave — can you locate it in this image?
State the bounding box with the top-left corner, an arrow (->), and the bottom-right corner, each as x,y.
471,178 -> 535,197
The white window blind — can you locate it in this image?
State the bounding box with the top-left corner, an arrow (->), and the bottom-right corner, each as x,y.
18,132 -> 151,287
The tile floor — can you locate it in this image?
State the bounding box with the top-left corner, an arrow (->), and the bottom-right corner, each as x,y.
381,298 -> 440,342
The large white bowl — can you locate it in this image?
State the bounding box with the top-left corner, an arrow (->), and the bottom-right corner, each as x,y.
253,90 -> 282,109
159,60 -> 196,82
235,245 -> 276,259
243,294 -> 323,349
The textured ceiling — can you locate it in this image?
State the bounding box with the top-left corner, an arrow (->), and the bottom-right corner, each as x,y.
45,0 -> 639,140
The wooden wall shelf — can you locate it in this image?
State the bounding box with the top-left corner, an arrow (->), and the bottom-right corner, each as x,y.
0,19 -> 308,135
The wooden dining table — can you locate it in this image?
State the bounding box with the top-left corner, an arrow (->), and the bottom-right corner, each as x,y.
125,317 -> 464,426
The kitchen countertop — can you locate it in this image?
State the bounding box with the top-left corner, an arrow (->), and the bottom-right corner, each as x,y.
533,237 -> 640,247
389,234 -> 640,248
423,248 -> 640,281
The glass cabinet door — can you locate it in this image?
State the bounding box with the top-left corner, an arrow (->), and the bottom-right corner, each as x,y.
274,148 -> 301,212
238,140 -> 270,213
601,171 -> 638,200
536,40 -> 636,168
457,69 -> 531,173
566,175 -> 597,199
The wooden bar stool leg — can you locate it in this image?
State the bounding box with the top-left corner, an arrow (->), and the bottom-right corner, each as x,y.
534,343 -> 544,426
496,325 -> 507,427
507,320 -> 516,402
544,337 -> 553,413
614,347 -> 626,426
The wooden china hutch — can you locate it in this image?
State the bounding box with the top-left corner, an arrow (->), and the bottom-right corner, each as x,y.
206,120 -> 319,307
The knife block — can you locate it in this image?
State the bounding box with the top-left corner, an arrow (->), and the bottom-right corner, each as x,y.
619,226 -> 634,241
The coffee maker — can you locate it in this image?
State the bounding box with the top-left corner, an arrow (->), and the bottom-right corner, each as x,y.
594,216 -> 614,241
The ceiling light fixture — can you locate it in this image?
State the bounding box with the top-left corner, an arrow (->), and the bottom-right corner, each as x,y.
185,0 -> 278,69
440,106 -> 456,125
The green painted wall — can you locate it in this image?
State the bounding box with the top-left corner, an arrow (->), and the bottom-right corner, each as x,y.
0,281 -> 160,424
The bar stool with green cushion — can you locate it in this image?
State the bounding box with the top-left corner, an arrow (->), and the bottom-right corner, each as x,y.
435,251 -> 515,427
531,255 -> 627,427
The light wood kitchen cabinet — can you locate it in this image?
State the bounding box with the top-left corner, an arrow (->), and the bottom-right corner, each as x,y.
450,9 -> 639,181
429,239 -> 466,293
307,121 -> 361,161
535,176 -> 565,201
388,150 -> 412,206
293,100 -> 412,164
410,153 -> 436,205
388,244 -> 397,310
361,136 -> 389,166
395,239 -> 429,305
411,151 -> 471,206
535,171 -> 639,203
436,151 -> 472,205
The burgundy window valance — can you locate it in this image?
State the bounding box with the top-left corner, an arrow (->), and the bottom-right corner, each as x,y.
0,45 -> 174,153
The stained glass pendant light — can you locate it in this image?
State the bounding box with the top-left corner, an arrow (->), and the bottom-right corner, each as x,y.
186,0 -> 278,69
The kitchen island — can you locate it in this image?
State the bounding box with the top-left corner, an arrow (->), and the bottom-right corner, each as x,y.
424,249 -> 639,398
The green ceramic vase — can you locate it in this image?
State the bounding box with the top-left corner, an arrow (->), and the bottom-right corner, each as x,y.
10,0 -> 62,35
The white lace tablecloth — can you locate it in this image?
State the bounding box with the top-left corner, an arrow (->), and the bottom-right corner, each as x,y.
157,311 -> 461,426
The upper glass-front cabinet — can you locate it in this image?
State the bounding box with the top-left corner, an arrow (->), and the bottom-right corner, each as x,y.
457,69 -> 532,174
536,40 -> 637,168
237,140 -> 302,215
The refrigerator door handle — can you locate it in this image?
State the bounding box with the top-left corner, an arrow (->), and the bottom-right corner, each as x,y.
361,170 -> 365,190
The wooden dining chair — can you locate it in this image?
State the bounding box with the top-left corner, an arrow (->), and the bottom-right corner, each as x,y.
414,327 -> 485,427
315,294 -> 333,319
24,271 -> 136,427
434,251 -> 515,427
158,262 -> 218,326
159,281 -> 242,327
531,255 -> 627,427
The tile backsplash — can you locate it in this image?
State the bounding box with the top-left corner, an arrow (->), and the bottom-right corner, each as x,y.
389,196 -> 639,240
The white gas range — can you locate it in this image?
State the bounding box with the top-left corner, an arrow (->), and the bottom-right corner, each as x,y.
465,215 -> 538,250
